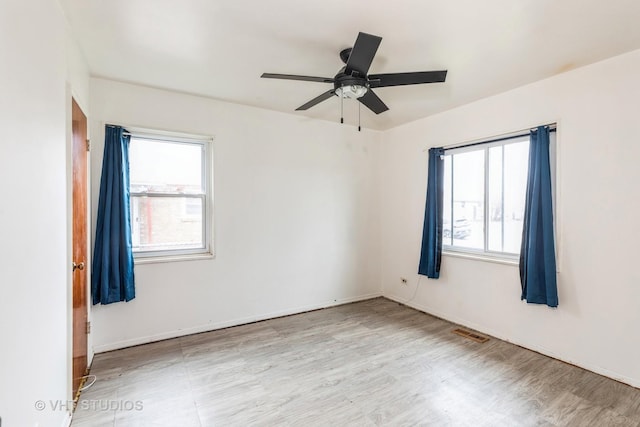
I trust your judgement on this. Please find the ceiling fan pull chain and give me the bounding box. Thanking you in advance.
[340,95,344,124]
[358,102,361,132]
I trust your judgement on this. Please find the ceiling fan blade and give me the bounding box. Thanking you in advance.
[345,32,382,77]
[368,70,447,88]
[261,73,334,83]
[295,89,336,111]
[358,90,389,114]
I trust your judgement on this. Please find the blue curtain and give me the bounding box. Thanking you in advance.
[92,126,135,305]
[418,147,445,278]
[519,126,557,307]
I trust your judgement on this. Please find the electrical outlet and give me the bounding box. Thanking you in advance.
[400,277,408,285]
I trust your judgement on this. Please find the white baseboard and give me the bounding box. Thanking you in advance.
[60,412,72,427]
[93,292,382,353]
[384,294,640,389]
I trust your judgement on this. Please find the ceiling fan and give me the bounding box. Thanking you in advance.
[261,32,447,129]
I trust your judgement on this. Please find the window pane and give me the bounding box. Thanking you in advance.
[129,138,203,193]
[131,196,203,252]
[503,140,529,253]
[440,132,548,258]
[442,155,453,246]
[451,150,484,250]
[488,146,503,252]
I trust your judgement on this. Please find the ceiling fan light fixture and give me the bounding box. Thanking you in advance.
[335,84,367,99]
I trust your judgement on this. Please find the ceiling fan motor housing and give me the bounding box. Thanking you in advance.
[339,48,353,64]
[334,73,369,98]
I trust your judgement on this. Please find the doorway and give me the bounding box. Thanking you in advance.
[71,98,88,398]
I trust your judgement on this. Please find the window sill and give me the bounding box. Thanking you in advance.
[443,250,519,267]
[134,252,214,265]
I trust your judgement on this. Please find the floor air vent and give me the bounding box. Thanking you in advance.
[452,328,489,343]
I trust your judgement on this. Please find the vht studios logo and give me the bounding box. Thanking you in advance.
[34,400,143,412]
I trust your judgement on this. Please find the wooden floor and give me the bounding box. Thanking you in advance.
[72,298,640,426]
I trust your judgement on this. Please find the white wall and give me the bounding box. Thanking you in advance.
[89,78,382,352]
[0,1,88,426]
[65,25,90,113]
[381,49,640,387]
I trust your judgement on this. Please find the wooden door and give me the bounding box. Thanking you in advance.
[72,99,88,398]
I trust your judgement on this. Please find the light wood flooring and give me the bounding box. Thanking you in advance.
[71,298,640,426]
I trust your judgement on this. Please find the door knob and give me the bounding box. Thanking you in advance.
[73,261,85,272]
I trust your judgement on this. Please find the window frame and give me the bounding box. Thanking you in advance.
[127,128,214,263]
[441,128,556,263]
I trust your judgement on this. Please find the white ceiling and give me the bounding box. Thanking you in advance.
[59,0,640,130]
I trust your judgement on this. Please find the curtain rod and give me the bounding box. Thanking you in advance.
[105,123,133,137]
[422,123,557,152]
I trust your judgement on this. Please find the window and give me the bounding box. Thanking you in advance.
[442,131,555,259]
[128,130,212,260]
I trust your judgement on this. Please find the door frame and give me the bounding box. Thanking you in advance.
[67,91,91,407]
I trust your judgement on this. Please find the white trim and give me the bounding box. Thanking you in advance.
[64,83,75,427]
[134,252,214,264]
[384,294,640,389]
[208,137,216,260]
[104,121,214,143]
[442,250,519,266]
[92,292,382,353]
[552,121,562,273]
[60,411,72,427]
[128,131,214,260]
